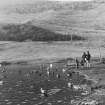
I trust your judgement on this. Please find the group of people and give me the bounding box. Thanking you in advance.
[81,51,91,67]
[75,51,91,69]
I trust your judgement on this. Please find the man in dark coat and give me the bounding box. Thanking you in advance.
[86,51,91,67]
[81,52,87,67]
[82,52,87,62]
[86,51,91,63]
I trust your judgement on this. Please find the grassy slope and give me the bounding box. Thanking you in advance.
[0,24,84,41]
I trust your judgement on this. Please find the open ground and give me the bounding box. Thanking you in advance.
[0,41,105,105]
[0,0,105,105]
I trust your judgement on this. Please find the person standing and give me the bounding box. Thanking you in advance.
[86,51,91,62]
[75,58,79,69]
[81,52,87,67]
[82,52,87,62]
[86,51,91,67]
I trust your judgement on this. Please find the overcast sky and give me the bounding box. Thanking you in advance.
[49,0,93,1]
[0,0,93,6]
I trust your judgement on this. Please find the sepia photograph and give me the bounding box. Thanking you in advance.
[0,0,105,105]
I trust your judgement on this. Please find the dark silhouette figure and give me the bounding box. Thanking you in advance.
[85,51,91,67]
[86,51,91,62]
[81,52,87,67]
[75,58,79,69]
[82,52,87,63]
[80,59,84,66]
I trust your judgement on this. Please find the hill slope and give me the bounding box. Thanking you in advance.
[0,0,105,39]
[28,0,105,38]
[0,24,84,41]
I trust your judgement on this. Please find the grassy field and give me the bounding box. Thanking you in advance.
[0,41,104,105]
[0,40,104,63]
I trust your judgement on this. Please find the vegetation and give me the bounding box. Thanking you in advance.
[0,24,85,42]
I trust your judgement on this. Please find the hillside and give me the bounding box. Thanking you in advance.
[0,24,84,42]
[0,0,105,40]
[29,0,105,38]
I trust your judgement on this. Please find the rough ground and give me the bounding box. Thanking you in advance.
[0,57,105,105]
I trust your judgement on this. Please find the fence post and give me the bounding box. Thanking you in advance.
[99,47,102,62]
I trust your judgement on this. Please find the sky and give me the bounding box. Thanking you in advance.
[49,0,93,1]
[0,0,93,6]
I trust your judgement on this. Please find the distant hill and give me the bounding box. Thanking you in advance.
[0,0,105,40]
[0,24,84,42]
[29,0,105,37]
